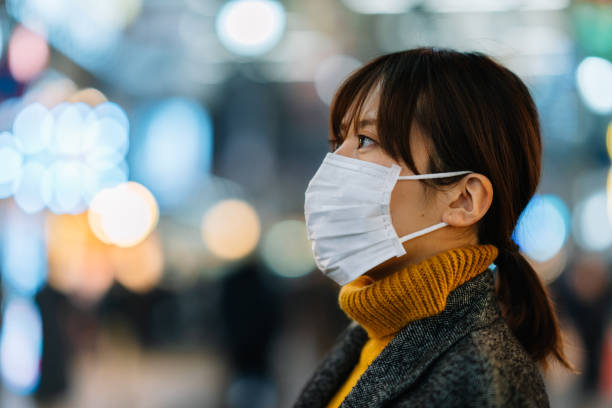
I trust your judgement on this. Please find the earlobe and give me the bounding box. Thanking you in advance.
[442,174,493,227]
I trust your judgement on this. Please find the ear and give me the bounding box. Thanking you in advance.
[441,174,493,227]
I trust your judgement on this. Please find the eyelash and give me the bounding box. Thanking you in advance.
[358,135,376,149]
[328,134,375,152]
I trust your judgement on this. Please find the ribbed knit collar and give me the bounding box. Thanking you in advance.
[338,244,498,339]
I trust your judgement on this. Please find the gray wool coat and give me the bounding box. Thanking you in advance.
[294,270,550,407]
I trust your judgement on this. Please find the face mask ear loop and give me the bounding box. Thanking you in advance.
[394,170,471,244]
[398,222,448,243]
[397,170,472,180]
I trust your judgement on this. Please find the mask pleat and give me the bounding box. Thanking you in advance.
[305,152,465,285]
[324,238,398,269]
[309,216,392,239]
[305,204,386,223]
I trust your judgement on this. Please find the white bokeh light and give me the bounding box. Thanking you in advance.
[608,167,612,223]
[216,0,286,56]
[573,190,612,251]
[88,182,159,248]
[576,57,612,115]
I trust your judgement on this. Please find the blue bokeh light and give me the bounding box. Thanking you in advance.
[1,211,48,296]
[0,131,23,199]
[0,297,43,396]
[45,160,87,214]
[51,102,91,155]
[13,160,50,214]
[4,101,130,214]
[134,98,213,210]
[92,102,129,132]
[512,194,570,262]
[13,102,54,155]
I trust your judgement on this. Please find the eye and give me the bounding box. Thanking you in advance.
[357,135,376,149]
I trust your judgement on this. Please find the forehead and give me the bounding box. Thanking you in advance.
[340,83,381,129]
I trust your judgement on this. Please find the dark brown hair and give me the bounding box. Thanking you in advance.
[330,47,572,370]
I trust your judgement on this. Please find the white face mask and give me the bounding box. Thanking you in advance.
[304,152,471,285]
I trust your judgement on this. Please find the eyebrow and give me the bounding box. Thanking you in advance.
[340,118,377,132]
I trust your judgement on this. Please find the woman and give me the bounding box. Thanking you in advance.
[295,48,573,407]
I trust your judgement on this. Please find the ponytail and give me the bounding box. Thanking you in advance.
[329,48,574,371]
[495,243,575,371]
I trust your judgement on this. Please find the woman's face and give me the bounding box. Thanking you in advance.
[334,86,460,278]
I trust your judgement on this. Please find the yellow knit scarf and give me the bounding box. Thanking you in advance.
[326,244,499,408]
[339,244,499,339]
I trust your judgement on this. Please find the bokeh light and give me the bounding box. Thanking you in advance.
[7,101,129,214]
[512,194,570,262]
[88,182,159,248]
[576,56,612,115]
[573,190,612,251]
[46,214,115,303]
[314,55,362,105]
[81,0,143,31]
[215,0,286,56]
[424,0,570,12]
[110,233,164,293]
[23,72,78,108]
[261,220,315,278]
[0,297,42,396]
[607,121,612,160]
[0,132,23,199]
[13,103,54,155]
[341,0,420,14]
[13,161,51,214]
[134,98,212,209]
[607,167,612,223]
[201,199,260,260]
[8,25,50,83]
[51,102,97,155]
[66,88,108,107]
[1,210,47,296]
[45,160,87,214]
[7,0,142,69]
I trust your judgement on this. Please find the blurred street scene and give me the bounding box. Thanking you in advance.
[0,0,610,407]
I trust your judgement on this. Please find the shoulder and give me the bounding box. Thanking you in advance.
[391,318,550,408]
[464,318,549,407]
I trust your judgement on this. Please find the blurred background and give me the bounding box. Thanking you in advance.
[0,0,610,407]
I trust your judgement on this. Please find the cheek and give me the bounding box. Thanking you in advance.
[389,182,427,235]
[356,148,397,167]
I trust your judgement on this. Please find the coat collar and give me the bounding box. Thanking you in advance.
[294,269,502,408]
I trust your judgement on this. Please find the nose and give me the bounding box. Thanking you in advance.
[333,139,353,158]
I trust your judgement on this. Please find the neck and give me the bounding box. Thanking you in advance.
[339,244,498,338]
[366,234,479,281]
